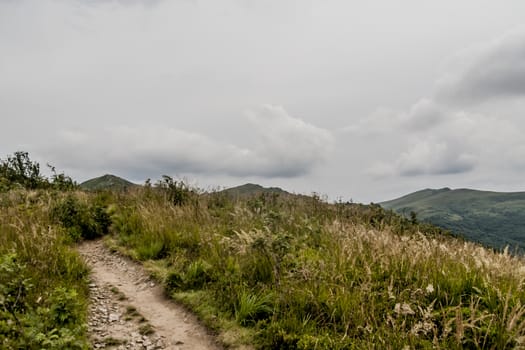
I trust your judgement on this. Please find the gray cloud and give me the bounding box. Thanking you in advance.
[44,105,333,180]
[402,99,446,130]
[396,140,477,176]
[356,31,525,180]
[3,0,525,201]
[367,138,477,178]
[436,30,525,105]
[345,98,447,136]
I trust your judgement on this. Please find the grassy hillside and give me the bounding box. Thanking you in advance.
[4,185,525,349]
[381,188,525,252]
[0,189,113,349]
[80,174,136,191]
[102,186,525,349]
[220,183,288,198]
[5,153,525,349]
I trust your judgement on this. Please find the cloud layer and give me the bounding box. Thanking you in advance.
[46,105,333,179]
[351,29,525,179]
[2,0,525,201]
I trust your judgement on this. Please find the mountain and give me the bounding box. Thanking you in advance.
[380,188,525,252]
[80,174,137,191]
[220,183,288,198]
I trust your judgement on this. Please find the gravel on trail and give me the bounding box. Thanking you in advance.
[78,240,221,350]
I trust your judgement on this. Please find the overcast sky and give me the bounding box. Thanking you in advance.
[2,0,525,202]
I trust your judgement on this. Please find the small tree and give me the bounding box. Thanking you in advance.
[47,164,77,191]
[156,175,193,206]
[0,151,46,189]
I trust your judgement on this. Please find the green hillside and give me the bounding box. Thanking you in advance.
[220,183,288,198]
[80,174,137,191]
[381,188,525,252]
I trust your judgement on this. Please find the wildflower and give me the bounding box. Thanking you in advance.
[411,321,434,336]
[394,303,415,315]
[425,284,434,294]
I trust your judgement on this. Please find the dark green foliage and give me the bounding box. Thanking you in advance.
[165,271,185,291]
[0,182,93,348]
[156,175,195,206]
[0,151,46,190]
[0,253,88,349]
[0,151,77,192]
[51,194,111,241]
[235,290,274,326]
[48,164,77,191]
[0,254,32,324]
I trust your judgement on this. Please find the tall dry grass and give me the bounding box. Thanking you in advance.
[107,187,525,349]
[0,190,90,349]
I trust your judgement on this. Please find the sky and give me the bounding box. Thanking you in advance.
[1,0,525,202]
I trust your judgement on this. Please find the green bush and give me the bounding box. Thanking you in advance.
[0,253,88,349]
[51,194,111,241]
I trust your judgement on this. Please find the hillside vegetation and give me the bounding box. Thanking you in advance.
[381,188,525,252]
[80,174,136,192]
[105,185,525,349]
[4,152,525,349]
[0,152,111,349]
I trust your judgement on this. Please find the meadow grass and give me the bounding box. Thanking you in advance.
[0,189,106,349]
[107,187,525,349]
[3,182,525,349]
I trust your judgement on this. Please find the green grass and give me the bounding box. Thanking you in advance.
[5,171,525,349]
[106,186,525,349]
[104,336,126,346]
[138,323,154,335]
[0,190,91,349]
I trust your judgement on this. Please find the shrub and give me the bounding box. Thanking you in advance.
[0,151,46,190]
[156,176,195,206]
[51,194,111,241]
[0,253,88,349]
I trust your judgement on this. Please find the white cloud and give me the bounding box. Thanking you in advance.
[366,162,395,179]
[363,107,525,178]
[45,105,333,179]
[356,31,525,180]
[247,105,334,172]
[345,98,447,136]
[401,98,446,130]
[397,140,477,176]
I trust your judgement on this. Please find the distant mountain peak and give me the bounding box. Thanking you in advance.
[80,174,136,191]
[220,183,288,197]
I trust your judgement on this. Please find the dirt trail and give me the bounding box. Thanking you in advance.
[78,240,221,350]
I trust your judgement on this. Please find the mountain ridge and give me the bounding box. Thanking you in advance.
[80,174,137,191]
[380,187,525,252]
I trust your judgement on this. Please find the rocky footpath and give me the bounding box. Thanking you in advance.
[87,280,167,349]
[78,240,220,350]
